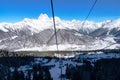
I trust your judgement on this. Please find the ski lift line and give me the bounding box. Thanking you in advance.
[69,0,98,35]
[81,0,98,30]
[80,0,115,50]
[80,0,98,50]
[46,29,60,45]
[50,0,63,80]
[50,0,59,52]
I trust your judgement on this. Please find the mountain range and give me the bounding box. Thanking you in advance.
[0,14,120,51]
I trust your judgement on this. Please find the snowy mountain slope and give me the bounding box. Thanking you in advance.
[0,14,120,51]
[90,19,120,37]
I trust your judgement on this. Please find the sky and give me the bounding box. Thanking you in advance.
[0,0,120,23]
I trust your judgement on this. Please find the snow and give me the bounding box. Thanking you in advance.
[9,67,14,72]
[8,52,120,80]
[49,62,61,80]
[15,44,83,52]
[105,44,120,49]
[54,53,75,58]
[0,14,120,34]
[11,36,18,40]
[15,47,43,52]
[31,56,84,79]
[14,40,119,52]
[0,14,120,51]
[104,37,116,43]
[0,27,8,32]
[88,37,118,50]
[0,13,108,34]
[45,58,83,79]
[34,58,49,64]
[103,18,120,29]
[18,65,32,71]
[15,43,108,52]
[76,52,120,62]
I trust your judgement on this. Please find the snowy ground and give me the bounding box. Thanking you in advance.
[8,52,120,80]
[14,39,120,52]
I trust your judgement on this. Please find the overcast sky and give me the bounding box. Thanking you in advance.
[0,0,120,22]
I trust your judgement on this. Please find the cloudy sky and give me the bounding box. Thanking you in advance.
[0,0,120,22]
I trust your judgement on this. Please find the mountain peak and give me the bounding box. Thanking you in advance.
[38,13,50,21]
[0,14,120,34]
[0,14,120,50]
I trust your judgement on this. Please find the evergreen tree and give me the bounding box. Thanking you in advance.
[65,64,71,79]
[12,68,19,80]
[19,71,25,80]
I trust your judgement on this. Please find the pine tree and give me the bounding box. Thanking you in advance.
[65,64,71,79]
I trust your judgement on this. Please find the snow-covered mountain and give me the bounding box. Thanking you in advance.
[0,14,120,51]
[0,14,99,33]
